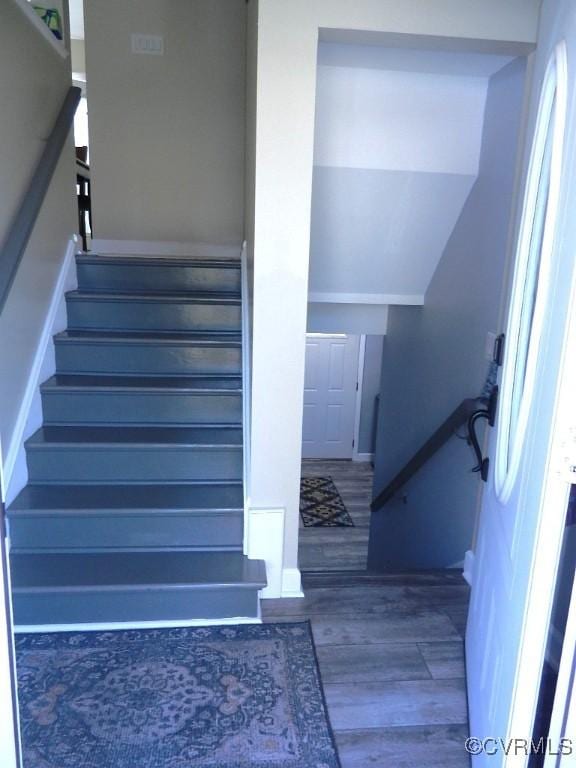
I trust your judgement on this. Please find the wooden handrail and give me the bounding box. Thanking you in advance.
[371,398,481,512]
[0,86,82,313]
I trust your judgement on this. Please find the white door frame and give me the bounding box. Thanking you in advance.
[0,451,21,768]
[545,550,576,767]
[507,254,576,759]
[352,334,370,462]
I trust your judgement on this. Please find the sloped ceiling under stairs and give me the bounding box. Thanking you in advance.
[309,43,516,304]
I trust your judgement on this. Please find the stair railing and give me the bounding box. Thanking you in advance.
[0,86,82,313]
[371,397,483,512]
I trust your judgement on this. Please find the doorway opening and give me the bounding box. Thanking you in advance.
[69,0,92,250]
[298,332,383,571]
[304,34,530,574]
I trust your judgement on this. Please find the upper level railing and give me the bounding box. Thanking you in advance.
[0,85,81,313]
[371,397,483,513]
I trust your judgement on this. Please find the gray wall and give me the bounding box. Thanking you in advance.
[369,57,527,569]
[0,0,76,483]
[85,0,246,244]
[307,303,388,335]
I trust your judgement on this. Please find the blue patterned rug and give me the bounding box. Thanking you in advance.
[16,622,340,768]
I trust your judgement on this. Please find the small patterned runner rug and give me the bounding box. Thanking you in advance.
[16,622,340,768]
[300,476,355,527]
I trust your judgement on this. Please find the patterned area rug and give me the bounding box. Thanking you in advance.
[16,622,340,768]
[300,476,354,527]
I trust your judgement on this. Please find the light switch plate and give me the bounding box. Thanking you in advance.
[131,33,164,55]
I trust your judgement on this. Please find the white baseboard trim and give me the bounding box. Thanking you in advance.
[14,615,262,634]
[3,236,79,505]
[246,507,284,598]
[281,568,304,598]
[91,239,241,260]
[463,549,475,586]
[353,452,374,463]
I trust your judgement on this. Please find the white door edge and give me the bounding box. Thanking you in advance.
[352,335,366,461]
[506,230,576,765]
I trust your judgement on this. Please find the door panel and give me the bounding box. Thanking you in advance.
[466,23,576,767]
[302,334,360,459]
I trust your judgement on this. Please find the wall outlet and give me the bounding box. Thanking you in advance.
[485,331,497,361]
[131,33,164,56]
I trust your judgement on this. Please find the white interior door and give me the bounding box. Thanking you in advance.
[466,32,576,766]
[302,334,360,459]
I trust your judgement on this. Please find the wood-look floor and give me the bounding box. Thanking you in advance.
[299,459,373,571]
[262,570,471,767]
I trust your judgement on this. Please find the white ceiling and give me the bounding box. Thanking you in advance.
[69,0,84,39]
[318,41,515,78]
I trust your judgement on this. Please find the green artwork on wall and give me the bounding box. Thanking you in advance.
[32,5,63,40]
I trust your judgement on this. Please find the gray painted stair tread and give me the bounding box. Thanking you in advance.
[26,426,242,447]
[76,254,240,267]
[41,374,242,392]
[54,330,241,344]
[12,250,259,623]
[11,552,266,591]
[261,585,469,617]
[8,483,243,513]
[302,570,467,588]
[67,290,241,305]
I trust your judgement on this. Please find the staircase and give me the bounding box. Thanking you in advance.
[7,253,266,627]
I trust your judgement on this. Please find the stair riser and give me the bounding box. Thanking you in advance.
[77,263,241,294]
[55,342,242,375]
[27,448,242,483]
[10,512,243,552]
[13,587,259,625]
[67,299,241,333]
[42,391,242,425]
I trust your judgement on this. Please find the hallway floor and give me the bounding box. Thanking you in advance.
[262,570,471,767]
[299,459,372,571]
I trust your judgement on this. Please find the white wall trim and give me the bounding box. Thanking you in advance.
[353,452,374,463]
[309,291,424,306]
[3,236,79,505]
[91,239,241,260]
[14,615,262,634]
[246,508,284,598]
[352,335,366,461]
[281,568,304,597]
[281,568,304,598]
[463,549,475,585]
[11,0,68,60]
[0,478,20,767]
